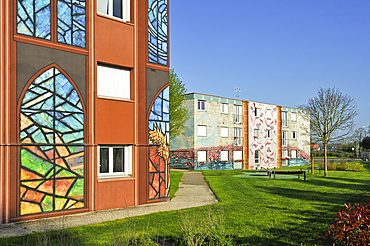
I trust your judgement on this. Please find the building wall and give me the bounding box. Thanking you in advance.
[248,101,278,169]
[170,94,243,170]
[0,0,170,224]
[281,107,310,166]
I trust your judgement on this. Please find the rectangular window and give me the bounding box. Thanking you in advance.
[255,108,260,117]
[282,111,288,127]
[221,103,228,114]
[233,150,243,161]
[282,131,287,146]
[254,129,259,138]
[291,150,297,159]
[98,145,132,178]
[220,127,228,137]
[234,128,243,146]
[197,125,207,137]
[220,150,229,161]
[267,129,271,138]
[198,150,207,162]
[97,64,130,100]
[282,150,288,158]
[234,105,242,123]
[255,150,260,164]
[291,112,297,121]
[292,131,297,139]
[97,0,130,22]
[198,100,205,111]
[266,109,272,119]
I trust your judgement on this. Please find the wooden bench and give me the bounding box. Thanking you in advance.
[267,170,306,180]
[300,166,321,175]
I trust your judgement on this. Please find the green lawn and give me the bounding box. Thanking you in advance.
[2,163,370,245]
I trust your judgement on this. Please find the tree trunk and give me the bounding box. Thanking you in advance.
[311,152,314,175]
[324,143,328,177]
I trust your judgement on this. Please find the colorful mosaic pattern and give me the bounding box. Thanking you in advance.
[57,0,86,48]
[148,0,168,66]
[17,0,51,39]
[19,67,84,215]
[148,86,170,200]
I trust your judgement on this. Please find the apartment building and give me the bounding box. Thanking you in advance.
[0,0,170,224]
[170,93,310,170]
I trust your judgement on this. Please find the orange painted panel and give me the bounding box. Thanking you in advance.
[95,16,134,67]
[96,99,134,144]
[95,180,135,210]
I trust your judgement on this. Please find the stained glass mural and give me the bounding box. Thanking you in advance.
[17,0,51,40]
[19,67,85,216]
[57,0,86,48]
[148,0,168,66]
[148,86,170,199]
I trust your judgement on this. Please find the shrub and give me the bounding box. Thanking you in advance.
[318,162,363,172]
[335,162,347,171]
[326,199,370,245]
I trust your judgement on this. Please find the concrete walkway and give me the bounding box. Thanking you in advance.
[0,172,218,238]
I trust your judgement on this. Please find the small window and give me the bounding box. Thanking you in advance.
[97,0,130,22]
[254,129,259,138]
[282,131,287,146]
[282,150,288,158]
[197,125,207,137]
[234,128,243,146]
[221,103,228,114]
[267,130,271,138]
[198,100,205,111]
[291,112,297,121]
[255,150,260,164]
[292,131,297,139]
[234,105,242,123]
[266,109,272,119]
[233,150,243,161]
[220,127,228,137]
[198,151,207,162]
[98,145,132,178]
[97,64,130,100]
[282,111,288,127]
[291,150,297,159]
[254,108,259,117]
[220,150,228,161]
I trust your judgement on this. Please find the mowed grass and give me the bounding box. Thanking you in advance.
[2,163,370,245]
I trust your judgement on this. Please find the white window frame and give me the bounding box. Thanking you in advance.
[234,105,242,123]
[255,108,260,117]
[233,150,243,161]
[291,150,297,159]
[220,150,229,161]
[292,131,297,139]
[234,127,242,146]
[221,103,228,114]
[282,150,288,158]
[98,145,132,179]
[220,127,228,137]
[97,64,131,100]
[197,125,207,137]
[266,109,272,119]
[282,111,288,127]
[282,131,287,146]
[254,129,259,138]
[198,100,206,111]
[97,0,131,22]
[255,150,260,164]
[198,150,207,162]
[291,112,297,121]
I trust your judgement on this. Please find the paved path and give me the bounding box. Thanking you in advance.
[0,172,218,238]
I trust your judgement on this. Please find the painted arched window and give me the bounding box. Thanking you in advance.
[148,86,169,199]
[19,66,85,216]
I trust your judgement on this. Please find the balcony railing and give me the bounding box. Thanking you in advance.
[234,115,242,124]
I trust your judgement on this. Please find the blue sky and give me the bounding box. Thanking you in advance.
[169,0,370,129]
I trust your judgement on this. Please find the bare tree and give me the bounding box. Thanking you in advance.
[301,87,359,177]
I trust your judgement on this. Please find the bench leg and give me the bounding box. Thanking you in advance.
[298,174,300,180]
[304,172,306,180]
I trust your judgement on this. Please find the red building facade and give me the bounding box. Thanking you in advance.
[0,0,169,224]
